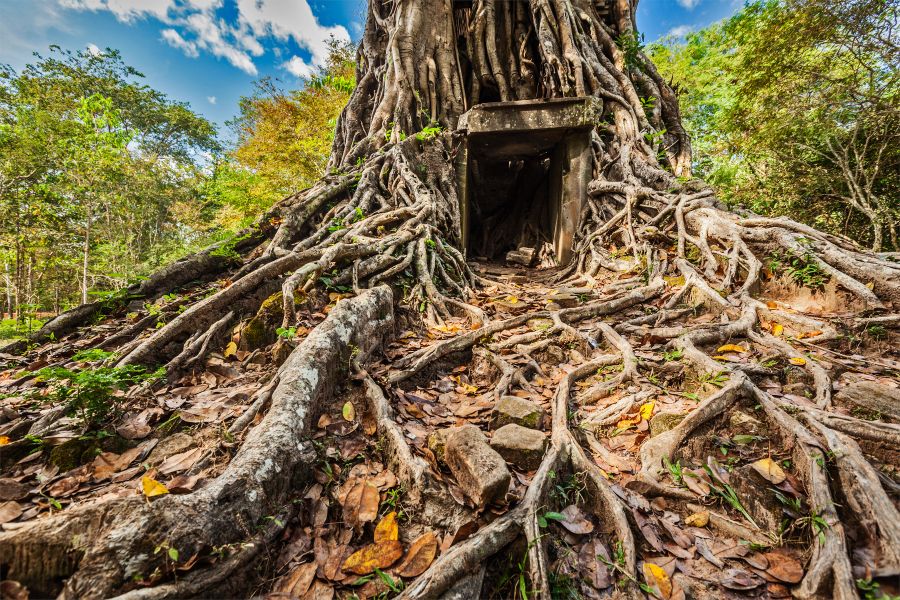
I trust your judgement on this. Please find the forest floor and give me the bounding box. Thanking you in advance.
[1,254,898,600]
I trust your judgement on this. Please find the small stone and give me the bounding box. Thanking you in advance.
[490,424,547,471]
[548,293,578,308]
[427,429,449,462]
[729,411,764,436]
[649,412,685,437]
[506,247,535,266]
[492,396,544,430]
[147,433,195,465]
[444,426,510,506]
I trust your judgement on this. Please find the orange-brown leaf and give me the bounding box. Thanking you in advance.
[358,482,379,524]
[374,511,399,543]
[341,540,403,575]
[395,532,438,578]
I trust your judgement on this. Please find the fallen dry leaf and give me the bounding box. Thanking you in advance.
[141,476,169,498]
[276,562,317,596]
[341,401,355,421]
[750,458,786,484]
[789,356,807,366]
[643,561,672,599]
[717,344,747,354]
[374,511,399,543]
[763,551,803,583]
[772,323,784,336]
[559,504,594,535]
[0,500,23,524]
[158,447,203,476]
[684,511,709,527]
[395,532,438,578]
[341,540,403,575]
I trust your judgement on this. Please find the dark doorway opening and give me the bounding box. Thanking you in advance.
[466,147,556,262]
[455,98,601,267]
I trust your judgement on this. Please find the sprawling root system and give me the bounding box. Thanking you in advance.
[2,0,899,598]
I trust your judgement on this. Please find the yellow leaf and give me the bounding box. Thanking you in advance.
[751,458,786,484]
[374,511,399,543]
[638,401,655,421]
[0,436,9,445]
[866,281,875,290]
[141,476,169,498]
[642,561,672,599]
[772,323,784,336]
[506,295,519,304]
[717,344,746,354]
[684,511,709,527]
[341,540,403,575]
[789,356,806,366]
[342,402,356,422]
[223,341,237,358]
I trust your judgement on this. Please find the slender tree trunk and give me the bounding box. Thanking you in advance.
[82,214,90,305]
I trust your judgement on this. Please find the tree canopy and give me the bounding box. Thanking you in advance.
[649,0,899,250]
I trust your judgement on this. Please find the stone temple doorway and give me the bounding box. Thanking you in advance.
[455,97,601,267]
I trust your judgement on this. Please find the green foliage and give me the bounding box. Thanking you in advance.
[768,250,829,289]
[415,124,443,141]
[616,31,646,69]
[35,351,161,426]
[649,0,899,250]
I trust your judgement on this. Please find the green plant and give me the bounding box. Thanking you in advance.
[615,31,645,69]
[663,457,684,486]
[768,250,828,289]
[538,510,566,529]
[549,471,587,505]
[35,358,162,427]
[415,124,443,141]
[380,485,408,521]
[856,577,900,600]
[598,540,656,596]
[703,461,758,528]
[549,571,583,600]
[866,325,887,340]
[663,348,683,362]
[276,327,297,340]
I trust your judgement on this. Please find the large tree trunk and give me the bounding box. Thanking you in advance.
[1,1,898,599]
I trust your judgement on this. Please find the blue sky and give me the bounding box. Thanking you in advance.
[0,0,740,131]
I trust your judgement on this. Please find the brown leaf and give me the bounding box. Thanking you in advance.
[395,532,438,578]
[277,562,317,597]
[763,550,803,583]
[684,511,709,528]
[158,448,204,475]
[301,579,334,600]
[558,505,594,535]
[374,511,399,543]
[0,500,23,524]
[0,479,29,501]
[341,540,403,575]
[358,482,379,524]
[0,580,29,600]
[720,567,764,590]
[578,538,612,590]
[167,474,200,493]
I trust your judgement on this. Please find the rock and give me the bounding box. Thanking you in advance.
[784,366,809,386]
[548,293,578,308]
[649,412,685,437]
[492,396,544,430]
[444,426,510,506]
[427,429,449,462]
[506,247,534,266]
[835,380,900,420]
[147,433,195,465]
[729,411,764,436]
[490,424,547,470]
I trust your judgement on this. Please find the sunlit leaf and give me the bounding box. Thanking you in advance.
[374,511,399,543]
[750,458,786,484]
[341,540,403,575]
[141,476,169,498]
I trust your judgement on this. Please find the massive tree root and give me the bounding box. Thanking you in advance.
[1,0,899,598]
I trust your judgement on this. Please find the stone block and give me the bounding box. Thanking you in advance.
[490,424,547,470]
[444,426,511,506]
[492,396,544,430]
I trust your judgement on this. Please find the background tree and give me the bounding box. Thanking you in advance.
[650,0,899,250]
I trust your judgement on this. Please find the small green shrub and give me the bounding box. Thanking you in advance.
[36,352,162,427]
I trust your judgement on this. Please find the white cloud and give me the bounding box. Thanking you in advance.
[60,0,347,77]
[282,55,314,78]
[161,29,198,57]
[86,42,102,55]
[235,0,350,67]
[60,0,175,22]
[666,25,693,37]
[207,95,217,104]
[676,0,702,9]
